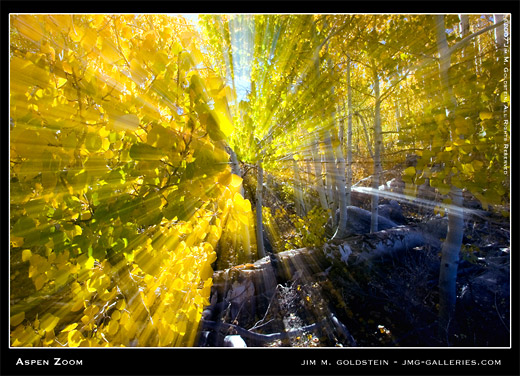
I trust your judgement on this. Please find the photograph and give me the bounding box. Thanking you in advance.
[4,7,517,376]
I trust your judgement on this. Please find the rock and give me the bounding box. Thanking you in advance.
[378,200,406,225]
[342,206,398,236]
[388,177,405,194]
[350,191,371,209]
[223,335,248,347]
[417,216,448,249]
[226,279,255,319]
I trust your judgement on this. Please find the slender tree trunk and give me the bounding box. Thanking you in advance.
[346,109,353,207]
[435,15,465,340]
[255,161,265,259]
[435,16,457,113]
[354,112,374,159]
[227,145,244,196]
[394,100,400,133]
[305,153,313,212]
[438,187,464,336]
[332,124,349,240]
[370,67,383,233]
[345,55,353,207]
[494,14,505,63]
[324,132,338,226]
[494,15,505,46]
[292,158,305,217]
[311,135,329,210]
[460,15,470,38]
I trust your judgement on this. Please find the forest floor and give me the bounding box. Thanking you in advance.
[199,187,511,348]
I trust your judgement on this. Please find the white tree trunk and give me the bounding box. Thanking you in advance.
[435,15,465,338]
[324,132,339,226]
[292,158,305,217]
[370,68,383,233]
[494,14,505,54]
[311,135,329,211]
[346,56,353,207]
[460,15,470,38]
[438,186,464,334]
[394,100,400,133]
[354,112,374,159]
[305,154,313,212]
[332,121,349,240]
[255,161,265,259]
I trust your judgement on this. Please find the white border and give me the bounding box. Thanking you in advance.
[7,12,513,350]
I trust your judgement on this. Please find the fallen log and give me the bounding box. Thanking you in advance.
[328,226,426,266]
[212,226,428,300]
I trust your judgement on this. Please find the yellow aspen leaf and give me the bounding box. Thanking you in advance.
[158,325,174,346]
[80,211,92,221]
[11,236,24,248]
[404,166,416,177]
[84,256,95,270]
[142,31,156,50]
[91,15,106,28]
[40,313,60,332]
[230,174,243,189]
[61,323,78,332]
[213,105,234,137]
[62,61,73,74]
[98,126,110,138]
[233,192,251,213]
[80,315,90,325]
[107,320,119,336]
[180,31,194,47]
[172,278,183,291]
[80,28,98,50]
[479,111,493,121]
[101,39,120,64]
[10,312,25,327]
[67,329,84,347]
[500,92,509,103]
[68,26,82,42]
[111,310,121,321]
[34,275,46,290]
[218,170,232,186]
[118,311,128,327]
[41,41,55,61]
[175,321,187,336]
[28,265,37,278]
[122,25,132,39]
[22,249,32,262]
[472,160,484,171]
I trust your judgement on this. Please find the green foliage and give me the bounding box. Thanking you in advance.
[287,207,328,249]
